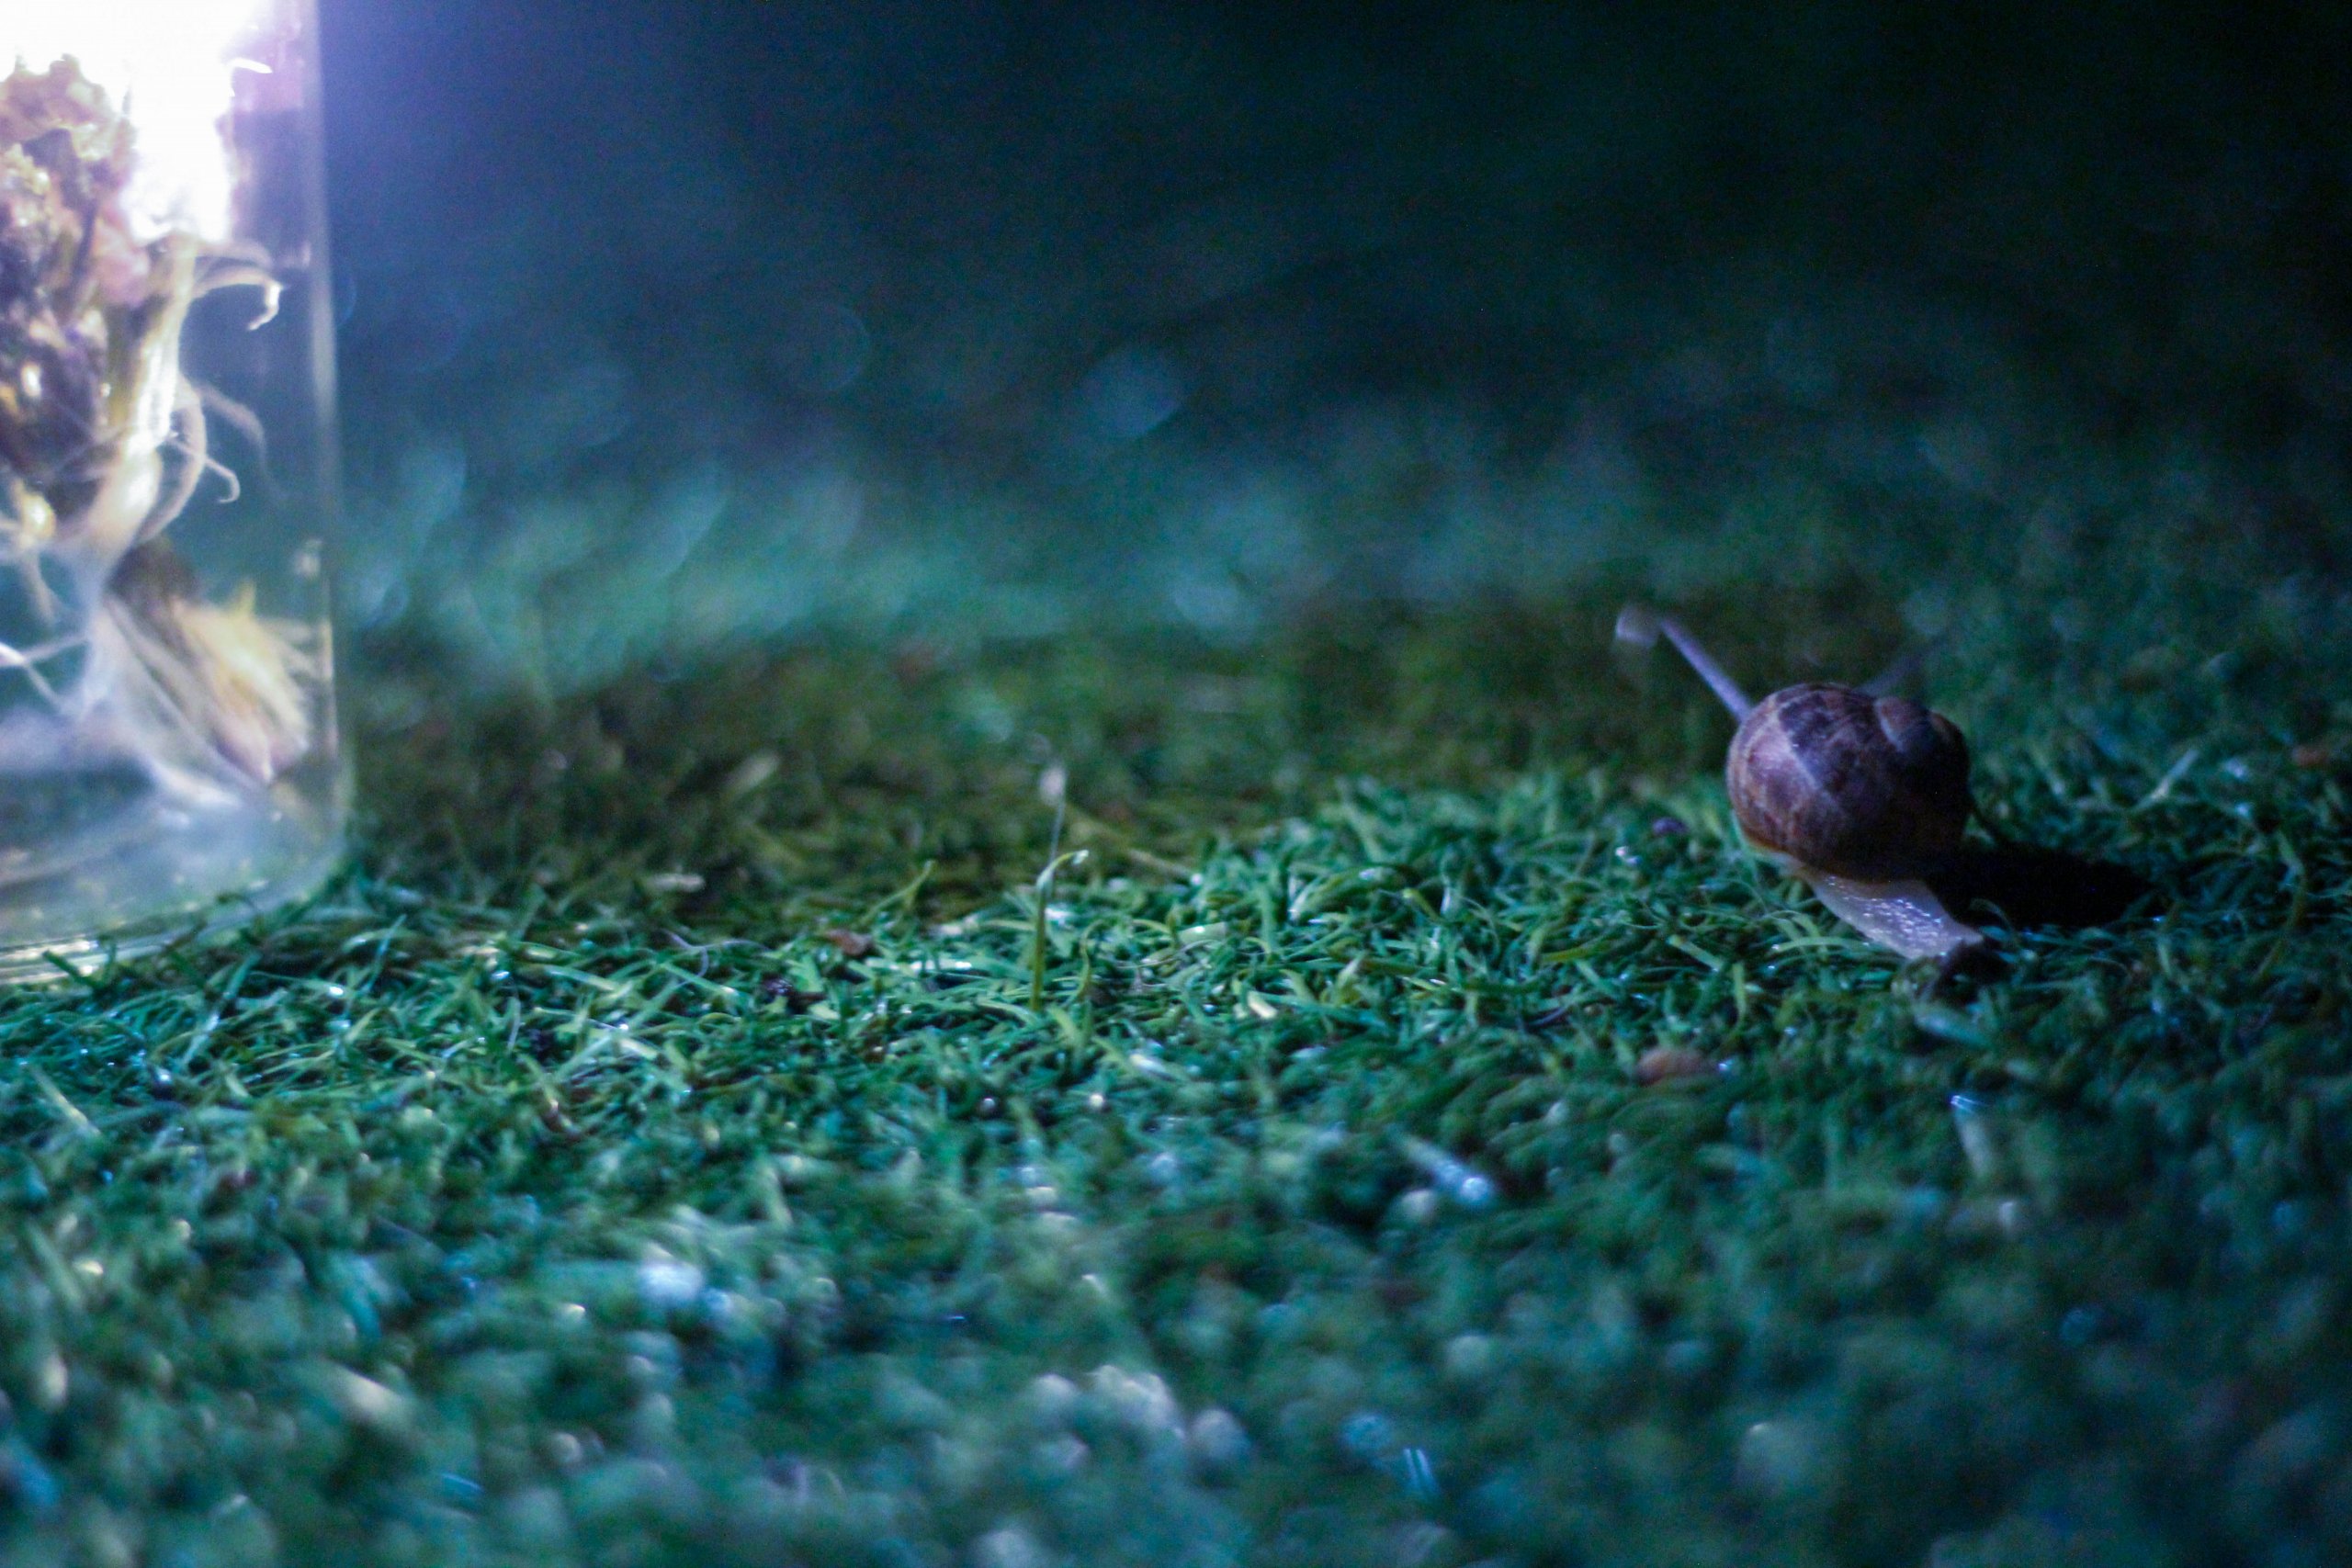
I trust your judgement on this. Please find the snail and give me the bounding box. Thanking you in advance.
[1615,606,1986,963]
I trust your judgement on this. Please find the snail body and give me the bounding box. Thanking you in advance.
[1617,608,1985,963]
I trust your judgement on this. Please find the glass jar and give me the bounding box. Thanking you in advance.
[0,0,343,976]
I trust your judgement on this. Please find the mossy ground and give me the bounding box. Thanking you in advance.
[0,586,2346,1567]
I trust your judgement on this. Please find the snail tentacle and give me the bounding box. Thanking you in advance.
[1615,604,1754,720]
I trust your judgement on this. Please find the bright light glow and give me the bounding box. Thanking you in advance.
[8,0,274,242]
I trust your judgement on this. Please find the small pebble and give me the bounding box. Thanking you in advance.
[1187,1408,1252,1475]
[820,929,876,958]
[1649,815,1688,837]
[1395,1188,1441,1226]
[1635,1045,1713,1085]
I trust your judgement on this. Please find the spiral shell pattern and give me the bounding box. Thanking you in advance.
[1725,683,1973,881]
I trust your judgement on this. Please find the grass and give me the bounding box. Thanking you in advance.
[0,587,2346,1568]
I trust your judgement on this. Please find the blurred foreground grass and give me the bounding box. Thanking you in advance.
[0,588,2347,1567]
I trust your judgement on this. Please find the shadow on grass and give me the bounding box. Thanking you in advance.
[1933,842,2159,935]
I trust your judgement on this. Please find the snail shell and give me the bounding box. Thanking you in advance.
[1725,682,1973,882]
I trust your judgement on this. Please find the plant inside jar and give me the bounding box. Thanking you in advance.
[0,56,314,879]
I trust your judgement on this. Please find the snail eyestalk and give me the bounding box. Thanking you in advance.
[1615,604,1755,720]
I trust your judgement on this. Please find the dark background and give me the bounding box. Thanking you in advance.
[317,0,2352,685]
